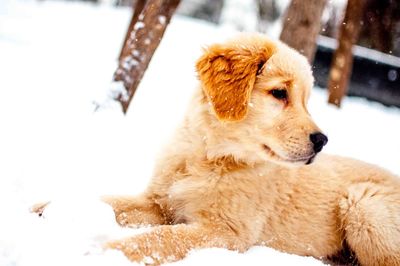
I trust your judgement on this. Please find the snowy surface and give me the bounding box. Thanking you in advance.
[0,1,399,266]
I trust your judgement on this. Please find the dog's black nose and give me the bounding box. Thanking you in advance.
[310,132,328,153]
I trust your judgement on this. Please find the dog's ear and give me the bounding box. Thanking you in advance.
[196,37,276,122]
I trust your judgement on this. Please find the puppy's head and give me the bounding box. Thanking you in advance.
[196,34,327,165]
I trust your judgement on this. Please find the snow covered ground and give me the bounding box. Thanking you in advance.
[0,1,399,266]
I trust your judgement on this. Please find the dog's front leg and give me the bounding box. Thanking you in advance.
[106,223,246,265]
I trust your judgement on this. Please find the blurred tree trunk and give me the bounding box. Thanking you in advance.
[359,0,400,56]
[258,0,279,22]
[394,20,400,56]
[280,0,327,63]
[177,0,223,24]
[327,0,367,107]
[257,0,280,32]
[113,0,181,113]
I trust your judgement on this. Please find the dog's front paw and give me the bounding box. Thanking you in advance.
[105,239,151,264]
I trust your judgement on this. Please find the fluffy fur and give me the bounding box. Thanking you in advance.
[37,34,400,265]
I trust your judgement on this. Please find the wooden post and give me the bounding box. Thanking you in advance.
[119,0,147,60]
[327,0,366,107]
[113,0,181,113]
[280,0,327,63]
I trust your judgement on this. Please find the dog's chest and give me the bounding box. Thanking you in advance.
[165,166,275,224]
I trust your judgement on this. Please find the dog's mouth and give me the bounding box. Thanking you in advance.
[263,144,315,165]
[305,155,316,165]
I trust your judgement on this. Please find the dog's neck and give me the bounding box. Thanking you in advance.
[175,88,263,169]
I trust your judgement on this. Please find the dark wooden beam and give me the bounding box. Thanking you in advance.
[113,0,181,113]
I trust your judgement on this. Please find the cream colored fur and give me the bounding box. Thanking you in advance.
[36,34,400,266]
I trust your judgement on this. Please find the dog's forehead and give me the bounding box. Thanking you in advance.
[262,48,314,89]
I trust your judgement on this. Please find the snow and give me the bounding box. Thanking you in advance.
[0,1,399,266]
[158,15,166,25]
[134,21,145,30]
[317,35,400,67]
[220,0,258,31]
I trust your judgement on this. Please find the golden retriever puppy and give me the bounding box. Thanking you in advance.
[37,34,400,265]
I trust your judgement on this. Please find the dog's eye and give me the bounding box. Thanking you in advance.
[270,89,287,101]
